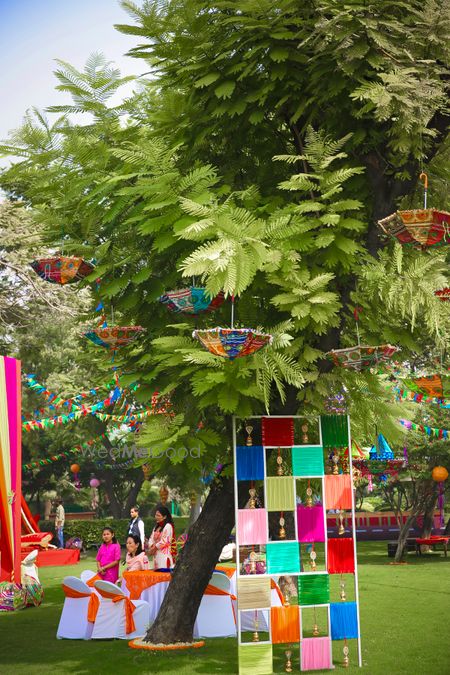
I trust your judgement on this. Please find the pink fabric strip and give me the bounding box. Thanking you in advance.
[237,508,268,545]
[301,636,332,671]
[5,357,21,582]
[297,505,325,542]
[324,474,352,510]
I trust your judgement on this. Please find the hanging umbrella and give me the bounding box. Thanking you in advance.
[326,344,399,371]
[377,174,450,248]
[369,433,394,460]
[30,256,94,285]
[159,287,225,314]
[193,327,272,359]
[435,288,450,301]
[402,374,450,399]
[84,325,145,350]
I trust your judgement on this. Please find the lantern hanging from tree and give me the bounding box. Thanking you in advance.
[159,484,169,505]
[84,325,145,351]
[159,286,225,315]
[432,466,449,528]
[30,256,95,285]
[70,463,81,491]
[378,173,450,249]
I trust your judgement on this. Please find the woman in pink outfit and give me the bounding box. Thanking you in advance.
[96,527,121,583]
[125,534,149,571]
[147,506,176,571]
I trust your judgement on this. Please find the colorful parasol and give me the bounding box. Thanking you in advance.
[377,174,450,248]
[30,256,94,284]
[192,327,272,359]
[326,344,399,371]
[84,325,145,350]
[159,287,225,314]
[434,288,450,301]
[402,374,450,399]
[369,433,394,460]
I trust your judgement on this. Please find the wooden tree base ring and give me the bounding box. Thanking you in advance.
[129,638,205,651]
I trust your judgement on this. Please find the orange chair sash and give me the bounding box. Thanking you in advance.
[86,574,101,587]
[96,587,136,634]
[62,584,99,623]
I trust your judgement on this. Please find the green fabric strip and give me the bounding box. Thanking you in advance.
[292,446,324,476]
[266,476,296,511]
[298,574,330,605]
[320,415,349,448]
[266,541,301,574]
[239,643,273,675]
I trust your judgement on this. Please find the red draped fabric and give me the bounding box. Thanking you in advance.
[262,417,294,446]
[327,537,355,574]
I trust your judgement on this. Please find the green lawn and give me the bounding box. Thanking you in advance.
[0,542,448,674]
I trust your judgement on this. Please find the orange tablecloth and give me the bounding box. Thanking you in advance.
[123,571,172,600]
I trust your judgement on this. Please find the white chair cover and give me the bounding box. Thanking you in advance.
[91,580,150,640]
[57,576,95,640]
[194,594,236,638]
[208,571,231,593]
[80,569,97,584]
[21,549,40,585]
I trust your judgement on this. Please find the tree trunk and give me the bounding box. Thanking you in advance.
[420,493,437,538]
[188,491,202,527]
[124,470,144,514]
[394,511,416,562]
[145,474,238,643]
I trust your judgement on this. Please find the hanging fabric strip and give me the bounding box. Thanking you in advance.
[327,538,355,574]
[237,577,271,610]
[266,477,296,511]
[324,475,353,510]
[262,416,294,446]
[301,636,332,671]
[298,574,330,605]
[292,446,324,476]
[238,643,273,675]
[236,446,265,480]
[237,509,268,545]
[266,541,300,574]
[296,505,325,543]
[271,605,300,644]
[330,602,359,640]
[320,415,349,448]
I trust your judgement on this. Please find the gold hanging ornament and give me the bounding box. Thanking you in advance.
[338,509,346,535]
[142,464,151,481]
[313,606,319,636]
[159,484,169,505]
[252,611,259,642]
[305,480,313,508]
[249,549,257,574]
[245,424,254,446]
[248,485,257,509]
[301,423,309,444]
[276,448,284,476]
[340,575,346,601]
[309,544,317,571]
[332,450,340,475]
[285,648,293,673]
[279,513,286,539]
[343,640,349,668]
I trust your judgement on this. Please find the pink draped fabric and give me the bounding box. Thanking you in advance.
[301,637,332,671]
[296,505,325,542]
[237,508,268,545]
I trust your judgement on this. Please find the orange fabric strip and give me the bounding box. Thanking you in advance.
[86,574,101,587]
[87,593,100,623]
[270,578,284,605]
[111,595,136,634]
[215,565,235,579]
[62,585,90,599]
[271,605,300,644]
[204,584,237,600]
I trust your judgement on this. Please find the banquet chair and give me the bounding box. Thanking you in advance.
[57,576,99,639]
[92,580,150,640]
[194,571,236,638]
[80,570,97,584]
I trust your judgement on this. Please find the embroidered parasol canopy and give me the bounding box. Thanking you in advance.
[30,256,94,285]
[84,325,145,350]
[159,287,225,315]
[192,327,272,359]
[435,288,450,301]
[377,209,450,248]
[326,344,399,371]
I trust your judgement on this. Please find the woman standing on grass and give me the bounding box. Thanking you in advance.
[147,506,176,571]
[96,527,121,583]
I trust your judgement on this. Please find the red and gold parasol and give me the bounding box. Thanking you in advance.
[84,325,145,350]
[30,256,94,285]
[326,344,399,371]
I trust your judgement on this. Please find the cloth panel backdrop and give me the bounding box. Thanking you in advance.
[237,577,271,610]
[292,446,324,476]
[266,542,300,574]
[262,417,294,446]
[327,538,355,574]
[320,415,349,448]
[271,605,300,644]
[297,505,325,542]
[238,643,273,675]
[266,477,296,511]
[330,602,359,640]
[237,509,268,545]
[236,446,265,480]
[301,636,332,671]
[298,574,330,605]
[324,475,353,510]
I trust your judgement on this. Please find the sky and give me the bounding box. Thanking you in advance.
[0,0,141,149]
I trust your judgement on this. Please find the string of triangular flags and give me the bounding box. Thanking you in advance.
[399,418,449,438]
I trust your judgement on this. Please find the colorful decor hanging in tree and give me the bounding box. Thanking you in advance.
[434,288,450,301]
[326,344,399,371]
[377,173,450,248]
[399,418,449,439]
[84,325,145,351]
[369,434,394,460]
[159,287,224,315]
[193,327,272,359]
[30,256,94,285]
[402,374,450,400]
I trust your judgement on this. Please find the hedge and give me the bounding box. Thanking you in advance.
[39,516,190,547]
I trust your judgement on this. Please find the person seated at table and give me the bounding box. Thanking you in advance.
[147,506,176,570]
[125,534,149,571]
[96,527,121,583]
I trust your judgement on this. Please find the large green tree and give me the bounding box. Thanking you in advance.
[1,0,449,644]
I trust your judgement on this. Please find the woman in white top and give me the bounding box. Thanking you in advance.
[147,506,176,570]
